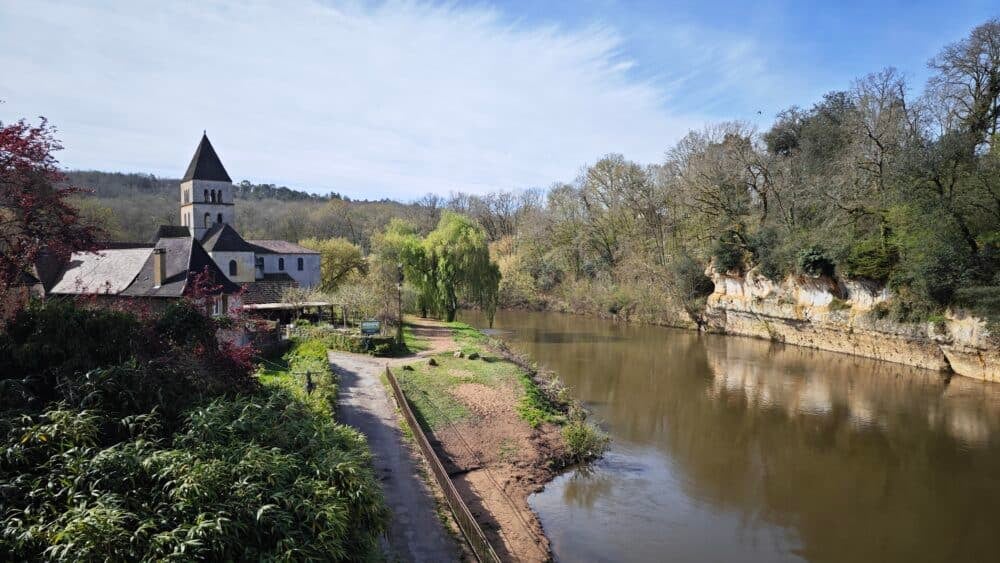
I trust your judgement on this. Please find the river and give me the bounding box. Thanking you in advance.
[463,309,1000,563]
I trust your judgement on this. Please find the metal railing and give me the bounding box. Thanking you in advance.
[383,366,502,563]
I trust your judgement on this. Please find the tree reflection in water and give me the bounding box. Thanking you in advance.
[466,309,1000,563]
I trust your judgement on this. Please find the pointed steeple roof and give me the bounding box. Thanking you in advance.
[182,133,232,182]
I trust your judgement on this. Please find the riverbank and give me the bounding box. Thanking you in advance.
[393,319,606,562]
[704,269,1000,382]
[493,271,1000,382]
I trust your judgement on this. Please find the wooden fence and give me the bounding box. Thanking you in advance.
[383,367,501,563]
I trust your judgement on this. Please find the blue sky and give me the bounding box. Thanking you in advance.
[1,1,996,199]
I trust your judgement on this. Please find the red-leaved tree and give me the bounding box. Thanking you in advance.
[1,118,100,319]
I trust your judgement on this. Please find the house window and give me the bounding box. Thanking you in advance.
[229,260,237,276]
[217,213,223,224]
[203,213,211,228]
[297,257,304,271]
[212,296,223,316]
[278,258,285,271]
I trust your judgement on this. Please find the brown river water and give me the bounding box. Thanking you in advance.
[463,309,1000,563]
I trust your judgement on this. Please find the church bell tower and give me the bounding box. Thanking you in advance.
[179,133,235,239]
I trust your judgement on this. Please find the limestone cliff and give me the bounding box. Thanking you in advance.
[702,268,999,382]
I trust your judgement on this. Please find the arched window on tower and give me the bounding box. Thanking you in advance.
[211,190,217,203]
[297,257,304,271]
[204,213,211,228]
[278,258,285,271]
[229,260,237,276]
[217,213,223,224]
[204,189,209,202]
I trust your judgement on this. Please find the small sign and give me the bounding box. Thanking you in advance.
[360,320,381,336]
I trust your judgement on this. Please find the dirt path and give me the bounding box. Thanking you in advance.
[331,351,461,562]
[391,317,458,362]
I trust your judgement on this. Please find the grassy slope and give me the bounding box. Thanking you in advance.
[395,321,608,463]
[396,322,564,432]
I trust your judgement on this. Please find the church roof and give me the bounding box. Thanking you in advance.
[201,223,257,253]
[182,133,232,183]
[151,225,191,241]
[122,235,241,297]
[50,233,241,298]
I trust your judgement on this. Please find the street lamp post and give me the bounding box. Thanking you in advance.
[396,263,404,346]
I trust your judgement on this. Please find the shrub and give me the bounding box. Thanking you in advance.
[562,418,609,464]
[797,245,835,277]
[0,390,387,561]
[887,286,940,323]
[844,238,899,282]
[156,300,218,348]
[0,299,145,382]
[667,253,715,317]
[712,236,744,274]
[869,301,891,320]
[748,227,792,281]
[828,297,851,312]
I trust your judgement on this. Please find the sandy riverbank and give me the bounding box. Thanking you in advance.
[393,318,579,562]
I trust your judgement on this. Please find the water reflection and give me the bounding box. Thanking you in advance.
[463,310,1000,563]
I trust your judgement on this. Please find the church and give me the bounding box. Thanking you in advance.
[45,134,321,308]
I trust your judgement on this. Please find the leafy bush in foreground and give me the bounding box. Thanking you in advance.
[1,388,387,561]
[0,300,387,561]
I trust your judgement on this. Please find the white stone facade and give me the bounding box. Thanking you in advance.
[257,253,321,287]
[180,179,236,239]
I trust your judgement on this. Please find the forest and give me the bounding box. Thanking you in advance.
[71,18,1000,327]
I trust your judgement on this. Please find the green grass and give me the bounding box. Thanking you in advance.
[516,370,567,428]
[403,322,431,353]
[395,352,524,431]
[447,321,488,353]
[396,347,569,432]
[256,337,337,416]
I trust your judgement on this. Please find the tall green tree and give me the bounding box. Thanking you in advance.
[298,237,367,292]
[423,211,500,324]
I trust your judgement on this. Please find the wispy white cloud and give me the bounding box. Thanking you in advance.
[0,1,752,198]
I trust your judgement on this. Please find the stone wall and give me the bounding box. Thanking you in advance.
[702,268,999,382]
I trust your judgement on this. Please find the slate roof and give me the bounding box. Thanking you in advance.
[242,273,299,305]
[50,235,240,298]
[248,240,319,254]
[201,223,257,253]
[122,235,241,298]
[151,225,191,241]
[182,133,232,183]
[50,248,153,294]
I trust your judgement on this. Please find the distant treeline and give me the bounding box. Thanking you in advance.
[65,171,341,201]
[67,170,424,247]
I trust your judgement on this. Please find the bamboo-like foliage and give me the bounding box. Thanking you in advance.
[1,389,387,561]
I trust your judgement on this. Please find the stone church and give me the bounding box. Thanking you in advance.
[46,134,320,307]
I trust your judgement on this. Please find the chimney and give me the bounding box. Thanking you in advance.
[153,248,166,287]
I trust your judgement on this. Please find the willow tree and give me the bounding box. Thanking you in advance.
[424,212,500,325]
[373,219,436,318]
[374,213,500,325]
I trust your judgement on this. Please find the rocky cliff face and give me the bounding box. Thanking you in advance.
[702,268,999,382]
